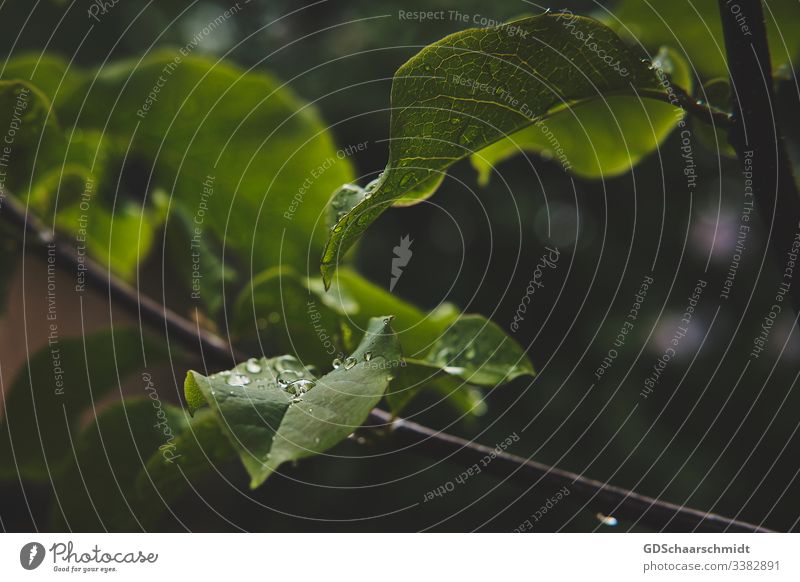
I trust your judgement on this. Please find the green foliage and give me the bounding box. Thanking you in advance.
[186,317,401,488]
[1,52,353,291]
[50,399,189,531]
[0,329,167,480]
[320,13,674,286]
[606,0,800,79]
[425,315,535,386]
[471,47,692,181]
[233,266,532,415]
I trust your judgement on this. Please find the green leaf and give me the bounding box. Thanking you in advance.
[472,46,692,181]
[0,329,168,481]
[2,51,354,282]
[186,316,401,488]
[426,315,535,386]
[233,266,351,368]
[320,13,667,286]
[385,358,485,416]
[135,408,237,528]
[235,266,455,366]
[234,267,530,414]
[60,51,353,277]
[50,398,189,531]
[606,0,800,79]
[0,80,62,195]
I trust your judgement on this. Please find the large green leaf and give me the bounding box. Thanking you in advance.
[233,267,533,414]
[606,0,800,79]
[58,51,353,277]
[471,47,692,181]
[234,266,455,364]
[186,316,401,488]
[320,13,667,286]
[0,329,168,481]
[0,66,169,279]
[1,51,353,285]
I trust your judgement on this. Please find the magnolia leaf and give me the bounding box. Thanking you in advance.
[427,315,535,386]
[186,316,401,488]
[607,0,800,79]
[320,13,667,286]
[472,46,692,181]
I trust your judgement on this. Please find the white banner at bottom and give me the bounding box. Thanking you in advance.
[0,533,797,581]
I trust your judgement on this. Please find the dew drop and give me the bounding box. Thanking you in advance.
[344,356,357,370]
[286,378,315,396]
[332,358,342,369]
[227,373,251,387]
[275,355,303,373]
[596,513,618,527]
[277,370,301,387]
[245,358,262,374]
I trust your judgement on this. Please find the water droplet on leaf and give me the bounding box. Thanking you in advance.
[245,358,262,374]
[227,373,251,387]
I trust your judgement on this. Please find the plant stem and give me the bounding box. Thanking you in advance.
[719,0,800,314]
[0,186,770,532]
[0,191,238,366]
[369,409,770,532]
[637,86,734,128]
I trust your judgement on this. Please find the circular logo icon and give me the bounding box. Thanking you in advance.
[20,542,46,570]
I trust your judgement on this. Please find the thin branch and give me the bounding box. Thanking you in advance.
[0,186,770,532]
[719,0,800,314]
[368,409,770,532]
[0,190,238,366]
[638,85,734,129]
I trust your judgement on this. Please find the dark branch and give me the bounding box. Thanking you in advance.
[0,191,239,366]
[637,86,734,129]
[719,0,800,314]
[0,186,770,532]
[369,409,771,532]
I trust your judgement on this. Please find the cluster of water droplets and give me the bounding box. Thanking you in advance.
[331,351,373,372]
[218,355,318,402]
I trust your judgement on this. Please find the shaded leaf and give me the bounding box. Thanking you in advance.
[606,0,800,79]
[0,329,168,480]
[186,317,401,488]
[320,13,667,286]
[426,315,535,386]
[472,46,692,180]
[50,398,188,531]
